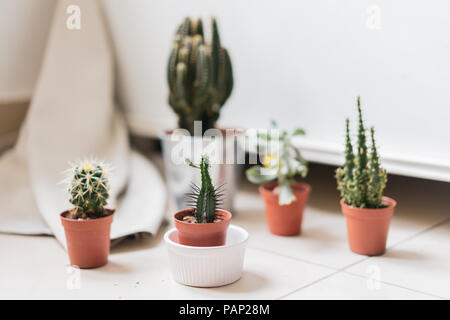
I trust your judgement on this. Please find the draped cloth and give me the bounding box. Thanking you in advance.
[0,0,167,246]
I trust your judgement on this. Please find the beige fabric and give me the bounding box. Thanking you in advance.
[0,0,167,246]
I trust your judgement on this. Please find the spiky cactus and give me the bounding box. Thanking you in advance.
[366,127,387,207]
[336,97,387,208]
[185,156,224,223]
[66,159,110,219]
[167,17,233,135]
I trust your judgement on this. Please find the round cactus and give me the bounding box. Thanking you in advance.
[66,159,110,219]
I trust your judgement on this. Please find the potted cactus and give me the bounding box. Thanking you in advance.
[167,16,233,135]
[246,122,310,236]
[60,159,115,268]
[173,155,232,247]
[336,97,397,256]
[161,16,240,212]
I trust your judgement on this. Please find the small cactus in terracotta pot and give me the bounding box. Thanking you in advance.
[336,97,397,256]
[173,155,231,247]
[246,121,311,236]
[60,159,115,268]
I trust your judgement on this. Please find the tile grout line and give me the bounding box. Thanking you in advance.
[386,217,450,251]
[342,270,447,300]
[248,245,340,271]
[277,217,450,300]
[276,256,370,300]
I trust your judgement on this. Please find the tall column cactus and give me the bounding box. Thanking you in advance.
[167,17,233,135]
[336,97,388,208]
[352,97,370,206]
[185,156,224,223]
[366,127,387,207]
[66,159,110,219]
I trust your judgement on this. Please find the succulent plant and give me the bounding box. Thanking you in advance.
[167,17,233,135]
[65,159,110,219]
[246,121,308,205]
[336,97,387,208]
[185,156,224,223]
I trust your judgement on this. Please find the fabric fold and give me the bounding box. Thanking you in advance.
[0,0,167,246]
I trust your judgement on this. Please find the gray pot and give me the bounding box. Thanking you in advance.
[159,129,244,212]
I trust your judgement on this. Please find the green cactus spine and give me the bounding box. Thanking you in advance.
[185,156,224,223]
[168,17,233,135]
[66,160,110,219]
[336,97,387,209]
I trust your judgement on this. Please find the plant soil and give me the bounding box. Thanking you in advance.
[182,215,221,224]
[63,209,112,220]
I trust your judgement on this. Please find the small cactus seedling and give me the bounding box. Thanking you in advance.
[335,97,387,208]
[65,159,111,219]
[185,156,224,223]
[245,121,308,205]
[167,17,233,135]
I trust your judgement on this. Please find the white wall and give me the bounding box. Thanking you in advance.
[0,0,56,103]
[103,0,450,181]
[0,1,448,181]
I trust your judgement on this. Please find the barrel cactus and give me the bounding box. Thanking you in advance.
[336,97,387,208]
[185,156,224,223]
[65,159,110,219]
[167,17,233,135]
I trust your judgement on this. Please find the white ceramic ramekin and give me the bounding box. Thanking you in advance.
[164,224,248,287]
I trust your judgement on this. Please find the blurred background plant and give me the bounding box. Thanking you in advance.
[335,97,387,208]
[167,16,233,135]
[246,121,308,205]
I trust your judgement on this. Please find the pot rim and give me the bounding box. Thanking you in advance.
[164,224,248,250]
[173,208,232,226]
[158,127,244,140]
[340,196,397,219]
[60,208,115,223]
[259,181,311,199]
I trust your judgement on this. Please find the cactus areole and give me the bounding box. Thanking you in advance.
[167,17,233,136]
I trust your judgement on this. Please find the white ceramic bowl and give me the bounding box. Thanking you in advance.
[164,224,249,287]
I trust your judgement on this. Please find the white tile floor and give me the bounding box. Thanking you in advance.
[0,161,449,300]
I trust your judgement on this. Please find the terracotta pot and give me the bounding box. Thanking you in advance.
[259,182,311,236]
[60,209,114,269]
[341,197,396,256]
[173,208,232,247]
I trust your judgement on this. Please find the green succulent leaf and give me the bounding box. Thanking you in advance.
[245,166,277,184]
[292,128,306,136]
[279,180,296,205]
[245,122,309,206]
